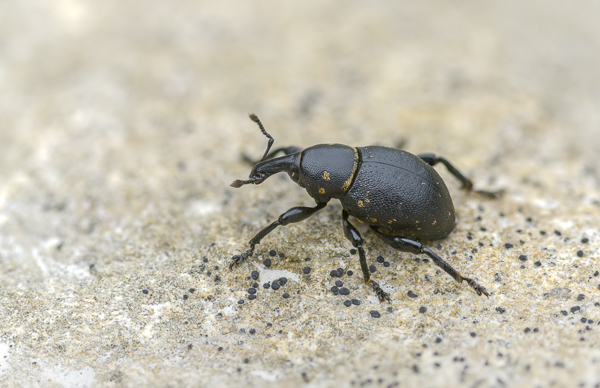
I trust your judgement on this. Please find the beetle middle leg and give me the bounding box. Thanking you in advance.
[229,202,327,269]
[370,226,489,297]
[342,210,391,302]
[418,153,500,197]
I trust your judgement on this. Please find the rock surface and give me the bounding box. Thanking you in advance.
[1,1,599,387]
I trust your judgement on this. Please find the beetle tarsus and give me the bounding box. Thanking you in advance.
[463,277,490,297]
[370,280,391,303]
[229,248,254,270]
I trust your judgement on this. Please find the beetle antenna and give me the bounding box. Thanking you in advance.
[248,113,274,162]
[230,176,265,188]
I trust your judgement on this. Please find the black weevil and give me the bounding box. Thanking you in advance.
[230,114,498,302]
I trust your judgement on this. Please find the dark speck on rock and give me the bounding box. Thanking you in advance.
[269,250,277,257]
[347,270,353,276]
[263,283,270,289]
[407,291,418,298]
[263,259,272,267]
[369,265,376,273]
[577,250,584,257]
[496,307,506,314]
[303,266,311,274]
[470,332,476,337]
[534,261,542,267]
[577,294,585,301]
[202,257,208,263]
[142,290,148,294]
[435,337,442,343]
[249,329,255,334]
[540,231,546,235]
[251,271,259,280]
[384,261,390,267]
[189,288,195,293]
[560,310,568,316]
[282,293,289,299]
[581,238,589,243]
[370,310,381,318]
[344,300,352,307]
[377,256,384,263]
[352,299,360,305]
[519,255,527,262]
[419,306,427,313]
[238,299,244,304]
[554,230,561,236]
[350,249,357,255]
[571,306,580,313]
[278,252,285,258]
[504,243,513,249]
[335,280,343,287]
[339,287,350,295]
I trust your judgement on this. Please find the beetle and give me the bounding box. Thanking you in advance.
[229,113,498,302]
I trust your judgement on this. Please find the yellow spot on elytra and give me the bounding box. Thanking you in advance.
[358,200,364,207]
[415,220,419,223]
[388,220,392,224]
[365,199,370,203]
[319,187,325,194]
[432,220,437,225]
[417,227,421,230]
[323,171,330,180]
[448,212,452,217]
[368,217,377,223]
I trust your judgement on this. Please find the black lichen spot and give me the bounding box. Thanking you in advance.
[369,265,377,273]
[269,250,277,257]
[581,238,589,244]
[203,257,208,263]
[560,310,568,316]
[384,261,390,267]
[377,256,385,263]
[370,310,381,318]
[577,294,585,301]
[524,328,531,333]
[305,257,311,261]
[142,290,149,294]
[533,328,539,332]
[238,299,244,304]
[335,280,343,287]
[183,295,188,300]
[263,282,270,289]
[519,255,527,262]
[540,231,546,235]
[496,307,506,314]
[470,332,476,337]
[218,347,223,351]
[554,230,562,236]
[350,249,357,255]
[189,288,195,293]
[263,258,272,268]
[278,252,285,258]
[249,329,255,334]
[344,300,352,307]
[534,261,542,267]
[577,250,584,257]
[251,271,259,280]
[494,273,502,282]
[248,294,256,300]
[330,270,340,277]
[407,291,418,298]
[435,337,442,343]
[331,286,339,294]
[339,287,350,296]
[215,275,221,282]
[282,293,290,299]
[352,299,360,305]
[303,266,311,274]
[248,288,257,295]
[571,306,580,314]
[504,243,514,249]
[419,306,427,313]
[347,270,353,276]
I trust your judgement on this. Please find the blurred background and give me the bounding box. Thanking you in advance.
[1,1,600,386]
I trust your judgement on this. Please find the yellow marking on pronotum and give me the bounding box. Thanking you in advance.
[357,200,364,207]
[319,187,325,194]
[323,171,330,180]
[341,147,360,192]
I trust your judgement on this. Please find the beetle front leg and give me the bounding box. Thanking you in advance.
[418,153,501,197]
[342,211,390,302]
[229,202,327,270]
[370,227,489,297]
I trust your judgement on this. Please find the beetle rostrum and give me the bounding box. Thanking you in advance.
[230,113,499,302]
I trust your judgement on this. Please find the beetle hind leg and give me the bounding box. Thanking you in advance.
[342,210,391,302]
[370,226,489,297]
[418,153,501,197]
